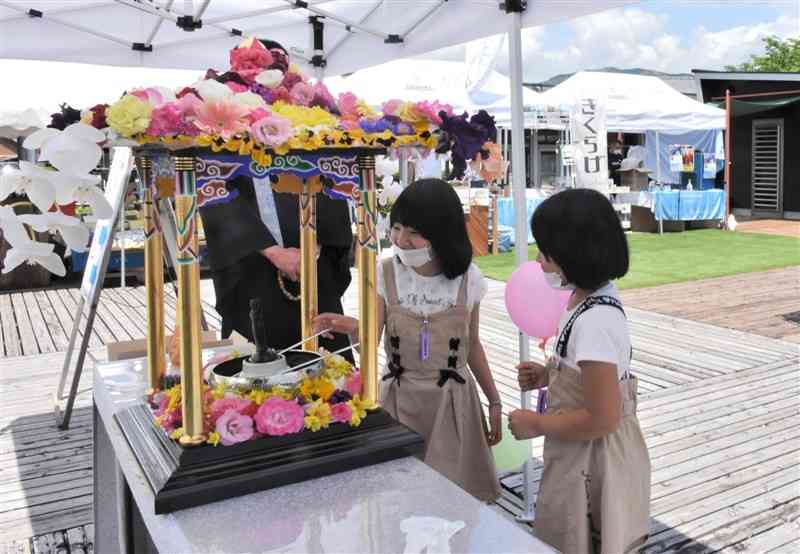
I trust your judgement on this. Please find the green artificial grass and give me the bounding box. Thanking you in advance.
[475,230,800,290]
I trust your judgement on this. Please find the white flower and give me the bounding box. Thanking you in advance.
[385,182,403,204]
[17,212,89,253]
[23,122,104,183]
[232,91,267,109]
[0,206,66,276]
[54,176,112,220]
[375,156,398,178]
[0,164,55,213]
[192,79,234,101]
[255,69,284,89]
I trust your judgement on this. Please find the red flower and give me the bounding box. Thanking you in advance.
[88,104,108,129]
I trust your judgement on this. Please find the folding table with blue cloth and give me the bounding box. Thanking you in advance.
[496,196,546,249]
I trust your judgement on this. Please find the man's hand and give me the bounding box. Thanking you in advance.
[261,246,301,281]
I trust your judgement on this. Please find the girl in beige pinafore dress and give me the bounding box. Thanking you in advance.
[510,189,651,554]
[380,257,500,502]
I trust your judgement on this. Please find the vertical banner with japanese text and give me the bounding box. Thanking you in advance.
[570,95,608,191]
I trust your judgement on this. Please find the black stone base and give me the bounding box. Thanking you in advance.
[115,403,424,514]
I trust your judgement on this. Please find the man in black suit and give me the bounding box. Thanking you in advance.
[199,174,353,357]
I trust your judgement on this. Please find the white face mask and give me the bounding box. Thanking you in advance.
[543,270,575,291]
[394,245,432,268]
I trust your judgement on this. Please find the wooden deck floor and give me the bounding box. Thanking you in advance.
[1,275,798,552]
[622,266,800,344]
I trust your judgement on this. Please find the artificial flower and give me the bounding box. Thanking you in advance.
[207,431,221,447]
[271,102,337,129]
[310,81,338,113]
[194,100,250,140]
[193,78,234,102]
[304,400,331,432]
[359,118,393,134]
[394,101,426,125]
[328,390,353,405]
[106,95,153,137]
[146,102,186,136]
[381,99,402,117]
[169,427,184,440]
[0,206,66,276]
[230,37,274,83]
[226,81,248,94]
[255,69,284,89]
[289,82,314,107]
[415,100,453,125]
[281,71,304,92]
[26,122,104,176]
[344,373,362,397]
[346,395,369,427]
[210,396,256,422]
[215,409,255,445]
[80,104,109,129]
[254,397,305,436]
[323,354,353,379]
[356,99,378,118]
[48,104,82,130]
[247,388,271,406]
[17,212,90,252]
[129,86,176,107]
[337,92,360,119]
[298,376,335,402]
[232,91,267,110]
[250,113,293,148]
[330,402,353,425]
[0,163,56,213]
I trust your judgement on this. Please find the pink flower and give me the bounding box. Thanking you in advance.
[290,82,314,107]
[210,396,256,422]
[250,113,293,148]
[254,397,305,436]
[381,99,402,116]
[194,100,250,139]
[415,100,454,125]
[330,402,353,425]
[246,107,270,124]
[271,86,291,104]
[146,102,186,136]
[152,391,169,417]
[161,408,182,433]
[281,72,304,92]
[344,372,362,396]
[215,409,255,445]
[311,81,338,112]
[230,40,274,83]
[337,92,360,119]
[129,87,174,107]
[226,81,248,93]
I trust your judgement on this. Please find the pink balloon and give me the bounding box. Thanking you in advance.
[504,261,572,339]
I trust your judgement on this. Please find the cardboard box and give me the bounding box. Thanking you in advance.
[619,169,651,191]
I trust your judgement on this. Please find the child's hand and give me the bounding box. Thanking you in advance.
[312,313,358,340]
[516,361,548,391]
[508,409,543,440]
[486,403,503,446]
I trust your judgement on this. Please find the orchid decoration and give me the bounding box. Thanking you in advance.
[17,212,90,253]
[0,207,66,276]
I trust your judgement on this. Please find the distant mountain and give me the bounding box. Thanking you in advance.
[527,67,697,97]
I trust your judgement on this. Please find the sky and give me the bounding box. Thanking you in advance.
[0,0,798,115]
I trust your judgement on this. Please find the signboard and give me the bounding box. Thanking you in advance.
[669,145,695,173]
[79,147,133,304]
[703,153,717,179]
[570,96,608,190]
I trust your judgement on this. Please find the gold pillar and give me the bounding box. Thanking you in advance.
[136,155,165,392]
[356,155,379,406]
[299,179,319,352]
[172,152,205,446]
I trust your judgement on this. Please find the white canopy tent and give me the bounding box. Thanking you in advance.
[0,0,640,520]
[535,71,726,133]
[326,59,541,116]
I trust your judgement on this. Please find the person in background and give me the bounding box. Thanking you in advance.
[608,140,625,186]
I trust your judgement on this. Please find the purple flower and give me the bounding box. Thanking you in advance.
[438,110,497,179]
[48,104,82,130]
[215,409,255,445]
[469,110,498,143]
[359,118,393,133]
[249,82,274,104]
[329,390,353,404]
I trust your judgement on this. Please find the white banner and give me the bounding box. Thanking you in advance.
[570,96,608,191]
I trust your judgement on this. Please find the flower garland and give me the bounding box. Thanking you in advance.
[149,353,370,446]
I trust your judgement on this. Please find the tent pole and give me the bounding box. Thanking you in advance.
[724,89,731,227]
[508,6,535,523]
[655,131,661,183]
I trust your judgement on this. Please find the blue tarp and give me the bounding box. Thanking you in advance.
[497,197,545,245]
[653,190,725,221]
[645,129,724,185]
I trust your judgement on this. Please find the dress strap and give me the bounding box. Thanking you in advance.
[455,267,470,307]
[382,257,400,306]
[556,295,626,359]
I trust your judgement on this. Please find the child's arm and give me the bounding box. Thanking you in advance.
[467,303,503,446]
[312,298,386,354]
[508,361,622,441]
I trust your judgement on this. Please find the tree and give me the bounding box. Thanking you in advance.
[726,36,800,72]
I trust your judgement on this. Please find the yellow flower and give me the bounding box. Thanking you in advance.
[207,432,221,447]
[323,354,353,379]
[169,427,185,440]
[304,400,331,432]
[212,382,226,401]
[356,100,378,118]
[248,388,271,405]
[299,376,335,401]
[166,385,182,412]
[347,395,374,427]
[395,101,425,124]
[106,95,153,138]
[271,102,337,129]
